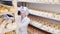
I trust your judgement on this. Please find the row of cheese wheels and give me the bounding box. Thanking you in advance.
[0,15,14,34]
[0,4,15,14]
[29,9,60,21]
[29,15,60,30]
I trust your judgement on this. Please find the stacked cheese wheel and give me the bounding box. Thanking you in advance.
[0,15,14,34]
[0,4,15,33]
[0,16,12,28]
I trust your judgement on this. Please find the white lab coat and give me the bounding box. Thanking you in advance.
[17,15,30,34]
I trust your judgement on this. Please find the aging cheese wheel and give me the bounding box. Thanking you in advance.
[0,6,8,13]
[9,7,15,12]
[0,15,5,25]
[54,15,60,19]
[47,13,54,18]
[0,5,15,14]
[0,17,4,25]
[5,31,14,34]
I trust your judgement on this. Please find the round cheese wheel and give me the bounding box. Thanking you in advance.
[9,7,15,12]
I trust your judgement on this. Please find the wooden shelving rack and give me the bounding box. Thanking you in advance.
[29,15,60,34]
[18,0,60,4]
[29,9,60,21]
[1,0,60,34]
[0,0,18,34]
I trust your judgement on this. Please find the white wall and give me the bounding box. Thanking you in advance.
[28,3,60,13]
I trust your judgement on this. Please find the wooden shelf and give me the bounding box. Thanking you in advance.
[30,20,60,34]
[2,0,60,4]
[29,15,60,34]
[0,4,15,15]
[0,11,17,34]
[29,9,60,21]
[28,25,51,34]
[3,23,17,33]
[17,0,60,4]
[0,0,18,34]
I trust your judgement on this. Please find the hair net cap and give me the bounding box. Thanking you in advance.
[18,6,29,16]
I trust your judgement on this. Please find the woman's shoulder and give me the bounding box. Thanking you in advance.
[17,15,21,19]
[25,17,30,22]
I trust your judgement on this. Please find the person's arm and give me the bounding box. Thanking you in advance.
[21,18,30,26]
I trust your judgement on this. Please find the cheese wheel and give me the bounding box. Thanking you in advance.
[5,31,14,34]
[0,6,8,13]
[0,18,4,25]
[9,7,15,12]
[47,13,54,18]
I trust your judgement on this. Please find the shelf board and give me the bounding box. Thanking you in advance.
[30,20,60,34]
[29,9,60,21]
[18,0,60,4]
[2,0,60,4]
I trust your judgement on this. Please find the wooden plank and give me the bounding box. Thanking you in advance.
[12,0,19,34]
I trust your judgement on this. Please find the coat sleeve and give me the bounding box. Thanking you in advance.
[22,18,30,26]
[17,16,21,23]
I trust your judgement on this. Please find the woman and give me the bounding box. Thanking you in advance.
[17,6,30,34]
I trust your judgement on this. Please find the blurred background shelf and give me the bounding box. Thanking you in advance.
[28,14,60,34]
[18,0,60,4]
[28,25,51,34]
[1,0,60,4]
[29,9,60,21]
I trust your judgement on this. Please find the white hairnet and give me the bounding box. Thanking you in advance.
[18,6,29,16]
